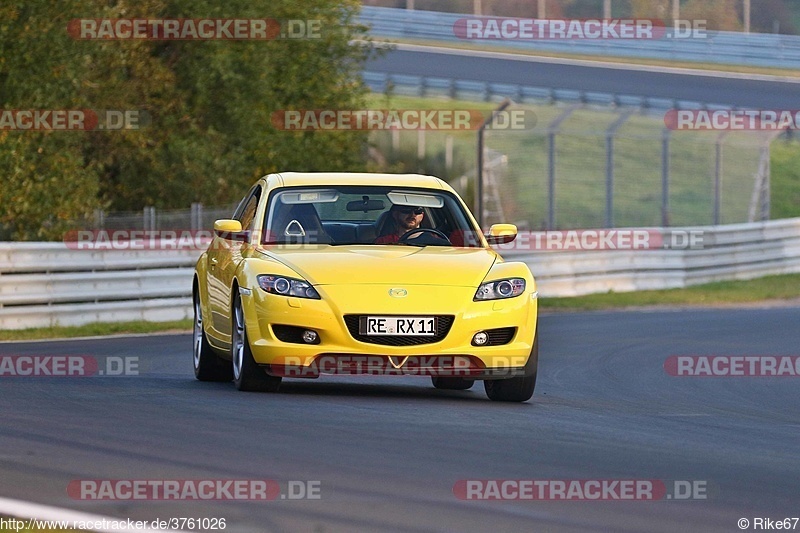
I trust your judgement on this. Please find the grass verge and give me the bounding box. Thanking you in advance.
[771,138,800,220]
[0,320,192,342]
[539,273,800,311]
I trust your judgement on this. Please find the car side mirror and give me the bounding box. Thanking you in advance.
[214,219,249,241]
[485,223,517,245]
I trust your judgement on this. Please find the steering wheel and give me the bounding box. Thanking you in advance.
[398,228,451,245]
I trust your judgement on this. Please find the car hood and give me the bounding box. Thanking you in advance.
[255,245,498,287]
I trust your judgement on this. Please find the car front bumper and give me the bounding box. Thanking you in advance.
[240,283,537,378]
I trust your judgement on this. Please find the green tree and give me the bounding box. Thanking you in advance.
[629,0,671,21]
[0,0,373,239]
[682,0,742,31]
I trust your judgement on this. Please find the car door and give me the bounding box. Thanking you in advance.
[208,185,261,342]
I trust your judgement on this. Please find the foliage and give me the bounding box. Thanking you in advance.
[681,0,742,31]
[770,136,800,220]
[0,0,373,239]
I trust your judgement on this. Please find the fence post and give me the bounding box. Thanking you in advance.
[546,105,579,229]
[761,141,771,220]
[748,134,779,222]
[191,202,203,231]
[548,132,555,229]
[93,209,105,230]
[763,132,783,220]
[661,129,671,227]
[445,135,453,173]
[605,111,633,228]
[477,99,512,228]
[417,129,426,172]
[713,132,729,225]
[744,0,751,34]
[143,206,156,231]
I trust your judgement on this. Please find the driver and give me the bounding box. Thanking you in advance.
[374,205,424,244]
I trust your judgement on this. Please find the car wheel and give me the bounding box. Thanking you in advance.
[193,293,233,382]
[484,328,538,402]
[231,293,282,392]
[431,377,475,390]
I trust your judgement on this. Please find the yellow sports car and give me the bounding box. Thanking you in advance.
[193,173,539,402]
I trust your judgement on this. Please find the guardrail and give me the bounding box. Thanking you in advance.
[359,6,800,70]
[1,217,799,329]
[505,218,800,296]
[362,70,724,110]
[0,244,198,329]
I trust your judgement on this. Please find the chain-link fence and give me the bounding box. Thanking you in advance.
[89,102,778,234]
[89,203,238,231]
[370,101,778,230]
[483,104,775,229]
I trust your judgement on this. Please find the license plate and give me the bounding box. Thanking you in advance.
[359,316,436,336]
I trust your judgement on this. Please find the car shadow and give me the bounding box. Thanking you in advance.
[180,376,536,405]
[280,379,480,399]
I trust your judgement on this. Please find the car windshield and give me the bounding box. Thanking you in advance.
[261,186,483,247]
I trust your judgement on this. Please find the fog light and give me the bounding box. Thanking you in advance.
[302,330,318,344]
[472,331,488,346]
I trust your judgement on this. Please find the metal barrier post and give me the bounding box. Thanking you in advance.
[661,129,671,227]
[605,111,633,228]
[477,99,512,228]
[713,132,730,225]
[546,105,579,229]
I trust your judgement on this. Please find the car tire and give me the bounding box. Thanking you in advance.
[484,327,538,402]
[431,377,475,390]
[231,292,282,392]
[193,293,233,382]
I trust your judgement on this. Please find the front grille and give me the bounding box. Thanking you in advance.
[343,315,455,346]
[484,327,516,346]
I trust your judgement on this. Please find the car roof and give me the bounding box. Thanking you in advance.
[265,172,449,190]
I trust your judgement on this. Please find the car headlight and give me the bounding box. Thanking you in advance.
[257,275,320,299]
[474,278,526,301]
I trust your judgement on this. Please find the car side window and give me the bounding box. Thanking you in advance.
[235,186,261,230]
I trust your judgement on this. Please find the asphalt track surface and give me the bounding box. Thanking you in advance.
[366,46,800,109]
[1,308,799,532]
